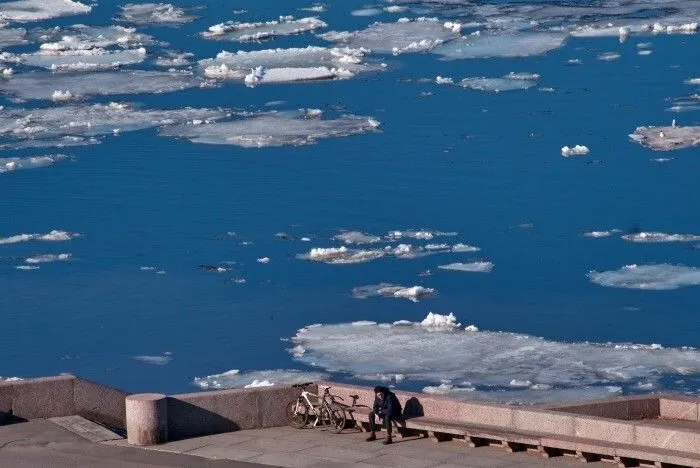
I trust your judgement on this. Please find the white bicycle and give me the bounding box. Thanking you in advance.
[286,383,347,433]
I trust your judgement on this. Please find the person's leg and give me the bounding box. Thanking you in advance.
[383,416,393,444]
[366,412,377,441]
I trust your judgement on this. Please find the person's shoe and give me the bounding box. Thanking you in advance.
[383,437,393,445]
[365,433,376,442]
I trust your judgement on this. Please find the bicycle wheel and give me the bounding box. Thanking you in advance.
[322,403,347,433]
[285,399,309,429]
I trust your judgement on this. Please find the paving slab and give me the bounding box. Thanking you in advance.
[49,415,123,442]
[368,453,438,468]
[247,451,337,468]
[297,444,378,463]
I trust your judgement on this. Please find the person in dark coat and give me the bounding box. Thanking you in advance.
[366,386,403,444]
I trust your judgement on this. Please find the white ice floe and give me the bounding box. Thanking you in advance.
[290,312,700,402]
[1,47,147,71]
[0,376,23,381]
[561,145,589,157]
[629,125,700,151]
[686,78,700,85]
[583,230,618,238]
[0,70,204,101]
[351,283,436,302]
[420,312,460,329]
[334,231,382,245]
[598,52,621,61]
[298,246,386,264]
[0,154,67,174]
[257,257,270,263]
[133,354,172,365]
[15,265,39,270]
[438,262,494,273]
[0,102,227,149]
[435,33,566,59]
[159,110,380,147]
[588,264,700,290]
[384,6,407,14]
[37,25,154,51]
[0,26,27,47]
[0,230,78,244]
[621,232,700,243]
[458,73,538,92]
[423,383,475,395]
[203,16,327,41]
[435,76,453,84]
[301,5,325,13]
[452,243,480,252]
[154,51,193,67]
[117,3,197,25]
[386,230,456,241]
[199,46,376,83]
[25,253,71,264]
[193,369,328,390]
[638,50,652,56]
[319,18,461,55]
[0,0,91,22]
[351,8,382,17]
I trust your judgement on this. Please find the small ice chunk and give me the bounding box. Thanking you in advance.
[561,145,589,157]
[598,52,621,61]
[588,264,700,290]
[435,76,453,84]
[257,257,270,263]
[452,243,480,252]
[584,231,613,238]
[334,231,381,244]
[133,354,172,365]
[629,125,700,151]
[51,90,74,102]
[117,3,197,25]
[0,154,68,174]
[420,312,460,329]
[25,253,71,263]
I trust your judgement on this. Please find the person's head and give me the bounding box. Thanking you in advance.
[374,386,385,400]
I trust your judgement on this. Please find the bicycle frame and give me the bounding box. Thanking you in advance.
[293,385,332,427]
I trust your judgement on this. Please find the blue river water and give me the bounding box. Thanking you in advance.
[0,0,698,398]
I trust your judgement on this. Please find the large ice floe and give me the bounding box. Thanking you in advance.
[290,312,700,403]
[457,73,538,92]
[589,264,700,290]
[0,230,79,244]
[351,284,436,302]
[0,26,27,48]
[0,103,228,150]
[25,253,71,264]
[199,46,377,84]
[202,16,327,42]
[621,232,700,243]
[298,242,455,264]
[158,110,380,147]
[0,0,91,22]
[319,17,462,54]
[439,262,494,273]
[1,47,147,71]
[435,32,567,59]
[629,125,700,151]
[0,70,205,100]
[1,154,67,174]
[117,3,197,25]
[194,369,328,390]
[33,25,155,50]
[334,230,382,245]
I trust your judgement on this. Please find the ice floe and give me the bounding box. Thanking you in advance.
[583,230,619,238]
[588,264,700,290]
[452,243,480,252]
[290,312,700,402]
[0,230,79,245]
[159,110,380,147]
[561,145,589,157]
[199,46,376,84]
[0,376,23,381]
[0,26,27,48]
[25,253,71,264]
[438,262,494,273]
[1,47,147,71]
[117,3,197,25]
[0,0,91,22]
[351,284,436,302]
[133,353,172,365]
[334,231,382,245]
[36,25,155,50]
[319,18,462,55]
[0,102,228,149]
[155,51,193,67]
[202,16,327,42]
[458,73,538,92]
[0,70,205,100]
[629,125,700,151]
[621,232,700,243]
[298,246,385,264]
[598,52,621,61]
[435,33,566,59]
[193,369,328,390]
[0,154,67,174]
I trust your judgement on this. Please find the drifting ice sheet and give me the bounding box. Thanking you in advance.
[290,312,700,402]
[0,27,27,48]
[622,232,700,243]
[334,231,382,245]
[458,74,537,92]
[2,47,147,71]
[0,0,91,22]
[159,111,380,147]
[630,125,700,151]
[589,264,700,290]
[36,25,154,50]
[351,284,436,302]
[117,3,197,25]
[0,103,228,149]
[194,369,328,389]
[1,154,67,174]
[319,18,462,54]
[436,33,566,59]
[202,16,327,41]
[439,262,494,273]
[0,230,78,244]
[0,70,204,100]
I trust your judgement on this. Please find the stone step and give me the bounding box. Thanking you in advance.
[48,415,123,443]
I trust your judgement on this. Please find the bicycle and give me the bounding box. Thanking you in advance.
[285,383,347,433]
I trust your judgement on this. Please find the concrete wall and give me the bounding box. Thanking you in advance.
[0,375,128,429]
[324,382,700,455]
[166,384,308,440]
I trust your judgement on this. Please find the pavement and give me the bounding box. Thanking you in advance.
[112,424,595,468]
